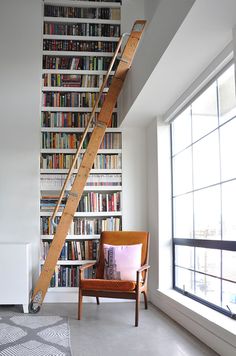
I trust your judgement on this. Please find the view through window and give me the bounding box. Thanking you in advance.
[171,64,236,317]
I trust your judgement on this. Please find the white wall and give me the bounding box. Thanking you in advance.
[144,0,161,23]
[122,127,147,231]
[121,0,145,34]
[120,0,195,126]
[146,119,159,291]
[146,118,172,294]
[0,0,42,283]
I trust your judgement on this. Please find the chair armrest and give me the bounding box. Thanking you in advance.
[136,264,150,287]
[137,264,150,273]
[79,262,97,285]
[79,261,97,272]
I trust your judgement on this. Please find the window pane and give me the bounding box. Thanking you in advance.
[172,148,192,196]
[175,246,194,269]
[193,131,220,189]
[173,193,193,238]
[195,272,221,306]
[195,247,221,277]
[222,281,236,313]
[222,251,236,282]
[222,180,236,241]
[220,117,236,181]
[175,267,194,293]
[192,82,218,142]
[171,108,192,155]
[194,186,221,240]
[218,65,236,125]
[172,64,236,317]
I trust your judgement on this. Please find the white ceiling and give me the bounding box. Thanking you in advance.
[121,0,236,127]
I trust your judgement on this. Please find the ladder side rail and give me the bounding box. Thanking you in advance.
[51,34,127,225]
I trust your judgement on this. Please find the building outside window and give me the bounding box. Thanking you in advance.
[171,63,236,318]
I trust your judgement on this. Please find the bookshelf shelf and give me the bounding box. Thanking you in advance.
[40,259,96,265]
[40,211,122,217]
[40,0,121,293]
[43,35,119,42]
[44,1,121,9]
[41,186,122,193]
[46,287,78,294]
[42,69,115,75]
[41,107,117,112]
[40,168,122,174]
[43,50,114,57]
[41,127,122,133]
[48,287,78,292]
[44,17,121,25]
[41,234,100,240]
[42,87,109,92]
[40,148,121,154]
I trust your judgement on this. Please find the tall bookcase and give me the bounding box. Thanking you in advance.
[40,0,122,302]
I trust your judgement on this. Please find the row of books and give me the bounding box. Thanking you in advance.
[77,191,121,212]
[41,153,80,169]
[40,173,122,190]
[82,173,122,185]
[44,23,120,37]
[100,132,121,149]
[41,111,117,128]
[40,191,121,212]
[93,153,121,169]
[42,92,109,107]
[40,153,122,169]
[43,55,113,70]
[41,216,121,235]
[40,196,66,212]
[41,132,121,149]
[42,73,112,88]
[49,265,94,288]
[43,39,117,53]
[42,240,99,261]
[44,6,120,20]
[42,132,85,149]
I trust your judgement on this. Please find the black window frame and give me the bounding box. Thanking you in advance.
[171,62,236,319]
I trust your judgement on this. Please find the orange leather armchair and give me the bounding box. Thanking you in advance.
[78,231,150,326]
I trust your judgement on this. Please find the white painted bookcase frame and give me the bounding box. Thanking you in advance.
[40,0,122,302]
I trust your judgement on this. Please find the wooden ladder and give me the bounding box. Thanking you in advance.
[29,20,146,313]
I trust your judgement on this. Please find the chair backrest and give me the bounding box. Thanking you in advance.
[96,231,150,279]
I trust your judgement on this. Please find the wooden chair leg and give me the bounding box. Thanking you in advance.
[96,297,100,305]
[78,288,83,320]
[135,292,140,327]
[143,291,148,309]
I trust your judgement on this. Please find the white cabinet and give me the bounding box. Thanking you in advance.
[0,243,32,313]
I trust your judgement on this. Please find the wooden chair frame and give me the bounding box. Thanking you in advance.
[78,231,150,326]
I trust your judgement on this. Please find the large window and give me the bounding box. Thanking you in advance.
[171,63,236,318]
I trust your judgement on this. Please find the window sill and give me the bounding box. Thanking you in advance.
[150,288,236,355]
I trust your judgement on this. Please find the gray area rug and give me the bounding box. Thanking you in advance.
[0,315,72,356]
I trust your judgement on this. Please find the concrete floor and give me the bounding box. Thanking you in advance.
[0,302,218,356]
